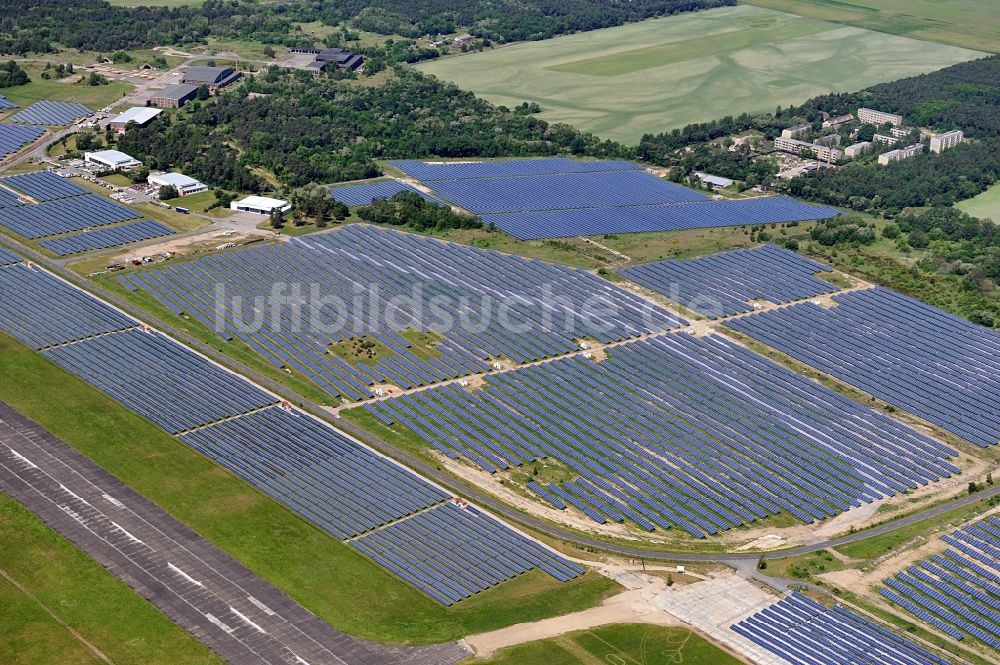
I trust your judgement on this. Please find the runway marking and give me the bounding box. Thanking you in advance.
[231,606,267,634]
[6,447,38,469]
[102,493,126,509]
[168,562,205,588]
[248,595,276,616]
[292,654,313,665]
[110,520,147,547]
[59,505,84,524]
[57,483,92,507]
[206,613,235,634]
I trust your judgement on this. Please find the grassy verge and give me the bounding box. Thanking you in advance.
[0,63,132,110]
[467,624,743,665]
[0,493,219,665]
[0,331,617,644]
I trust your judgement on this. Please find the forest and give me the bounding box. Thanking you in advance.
[0,0,730,55]
[118,67,627,188]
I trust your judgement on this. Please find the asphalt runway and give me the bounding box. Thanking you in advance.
[0,401,468,665]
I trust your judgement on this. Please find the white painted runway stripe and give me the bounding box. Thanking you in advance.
[168,562,205,588]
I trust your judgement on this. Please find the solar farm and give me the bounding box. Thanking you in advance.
[0,170,89,201]
[0,94,16,110]
[0,124,45,161]
[0,255,584,606]
[6,100,91,126]
[727,287,1000,447]
[329,178,445,206]
[385,159,840,239]
[619,244,841,318]
[39,219,175,256]
[881,516,1000,651]
[121,223,683,401]
[732,592,954,665]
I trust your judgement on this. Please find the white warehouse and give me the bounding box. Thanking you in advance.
[84,149,142,171]
[149,172,208,197]
[230,195,290,215]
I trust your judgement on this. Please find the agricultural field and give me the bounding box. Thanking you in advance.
[473,624,743,665]
[957,182,1000,223]
[416,5,983,143]
[745,0,1000,53]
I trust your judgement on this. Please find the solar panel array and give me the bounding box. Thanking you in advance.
[40,219,175,256]
[0,246,21,266]
[0,257,583,604]
[329,179,444,206]
[731,592,953,665]
[6,100,91,125]
[122,224,684,401]
[424,170,708,215]
[0,124,45,161]
[366,333,957,538]
[349,502,583,606]
[881,517,1000,650]
[0,186,22,209]
[482,197,842,240]
[619,244,839,318]
[727,287,1000,447]
[0,170,88,201]
[0,194,141,239]
[0,95,16,110]
[389,158,643,181]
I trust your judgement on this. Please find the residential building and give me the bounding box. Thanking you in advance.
[149,172,207,197]
[930,130,964,153]
[84,149,142,171]
[889,126,912,139]
[814,134,841,147]
[857,108,904,127]
[774,137,842,162]
[230,196,291,215]
[108,107,162,133]
[781,123,811,139]
[180,66,241,93]
[873,133,899,146]
[150,84,198,108]
[844,141,872,158]
[822,114,853,129]
[878,143,923,165]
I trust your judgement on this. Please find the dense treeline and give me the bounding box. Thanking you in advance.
[121,68,626,188]
[357,192,482,232]
[0,0,731,55]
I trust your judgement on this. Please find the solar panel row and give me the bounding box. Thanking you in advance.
[619,244,839,318]
[0,246,21,266]
[0,258,582,604]
[122,224,684,401]
[6,100,91,125]
[0,95,16,110]
[389,158,643,181]
[328,179,444,206]
[0,186,22,209]
[0,193,141,239]
[0,170,88,201]
[732,592,953,665]
[0,124,45,161]
[40,219,175,256]
[727,287,1000,447]
[367,333,957,538]
[882,516,1000,650]
[482,197,842,240]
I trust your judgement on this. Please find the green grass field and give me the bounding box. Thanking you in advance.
[416,5,983,143]
[0,494,218,665]
[956,182,1000,222]
[0,331,616,645]
[470,624,743,665]
[745,0,1000,53]
[0,64,132,114]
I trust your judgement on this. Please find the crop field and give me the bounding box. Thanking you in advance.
[416,5,983,143]
[957,182,1000,223]
[476,624,743,665]
[745,0,1000,53]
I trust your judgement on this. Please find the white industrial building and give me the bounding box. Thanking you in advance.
[930,130,964,153]
[858,108,904,127]
[694,172,734,188]
[878,143,923,165]
[84,149,142,171]
[108,107,163,133]
[230,195,291,215]
[149,172,208,197]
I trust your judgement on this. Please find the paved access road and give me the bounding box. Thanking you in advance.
[0,402,468,665]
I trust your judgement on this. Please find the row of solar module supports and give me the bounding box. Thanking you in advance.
[881,517,1000,650]
[0,170,88,201]
[619,244,838,318]
[0,194,140,238]
[40,219,175,256]
[727,287,1000,447]
[731,592,952,665]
